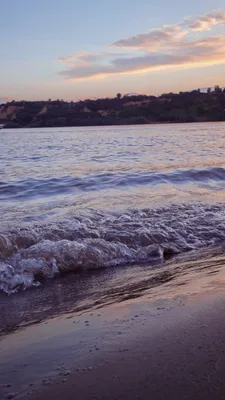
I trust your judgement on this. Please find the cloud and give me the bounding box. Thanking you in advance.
[111,25,187,50]
[189,10,225,31]
[58,9,225,81]
[110,11,225,51]
[59,51,131,64]
[59,52,108,64]
[59,37,225,80]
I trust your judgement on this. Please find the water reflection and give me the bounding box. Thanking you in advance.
[1,246,225,336]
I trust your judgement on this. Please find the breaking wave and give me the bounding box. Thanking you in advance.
[1,203,225,294]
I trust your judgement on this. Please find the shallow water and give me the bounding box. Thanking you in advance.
[1,122,225,295]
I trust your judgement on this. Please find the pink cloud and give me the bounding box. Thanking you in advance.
[189,10,225,31]
[111,25,187,50]
[58,9,225,81]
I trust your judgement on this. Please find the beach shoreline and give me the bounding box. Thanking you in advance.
[1,286,225,400]
[2,121,225,399]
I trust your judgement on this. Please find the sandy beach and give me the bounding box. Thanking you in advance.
[1,284,225,400]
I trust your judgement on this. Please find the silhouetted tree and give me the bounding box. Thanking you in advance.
[215,85,222,93]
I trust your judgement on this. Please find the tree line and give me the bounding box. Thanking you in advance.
[1,86,225,128]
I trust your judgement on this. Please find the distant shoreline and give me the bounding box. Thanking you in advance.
[1,88,225,129]
[2,120,225,130]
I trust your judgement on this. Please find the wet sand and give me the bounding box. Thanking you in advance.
[1,288,225,400]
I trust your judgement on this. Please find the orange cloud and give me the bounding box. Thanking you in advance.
[58,9,225,82]
[111,25,187,51]
[189,10,225,31]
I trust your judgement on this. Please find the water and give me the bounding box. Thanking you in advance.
[1,122,225,299]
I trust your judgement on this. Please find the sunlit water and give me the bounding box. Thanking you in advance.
[1,122,225,301]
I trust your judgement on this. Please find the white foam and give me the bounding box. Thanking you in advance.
[1,203,225,294]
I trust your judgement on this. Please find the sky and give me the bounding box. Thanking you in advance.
[1,0,225,102]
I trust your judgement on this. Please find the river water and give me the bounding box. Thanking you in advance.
[1,122,225,323]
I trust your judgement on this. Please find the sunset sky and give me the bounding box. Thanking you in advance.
[1,0,225,102]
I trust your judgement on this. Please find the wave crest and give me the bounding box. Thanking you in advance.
[1,203,225,294]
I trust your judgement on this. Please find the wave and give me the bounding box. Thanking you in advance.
[1,167,225,201]
[1,203,225,294]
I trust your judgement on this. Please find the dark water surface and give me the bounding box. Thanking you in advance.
[1,122,225,328]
